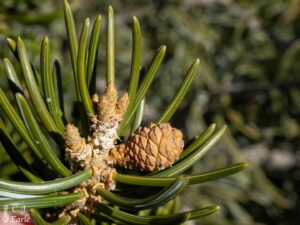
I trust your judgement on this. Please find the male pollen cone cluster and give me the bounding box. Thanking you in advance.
[65,82,129,191]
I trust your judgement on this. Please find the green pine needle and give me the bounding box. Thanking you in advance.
[15,93,71,177]
[97,176,188,210]
[78,18,94,115]
[0,89,44,161]
[128,16,142,100]
[157,58,200,123]
[17,37,63,137]
[0,169,92,195]
[106,6,115,85]
[0,192,83,210]
[114,163,248,186]
[87,15,102,89]
[41,37,65,133]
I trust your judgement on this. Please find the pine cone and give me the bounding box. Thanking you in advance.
[110,123,184,171]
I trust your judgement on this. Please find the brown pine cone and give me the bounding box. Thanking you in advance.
[110,123,184,171]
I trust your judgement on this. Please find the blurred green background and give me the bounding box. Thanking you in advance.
[1,0,300,224]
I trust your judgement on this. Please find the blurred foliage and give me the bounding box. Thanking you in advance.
[1,0,300,224]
